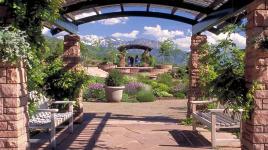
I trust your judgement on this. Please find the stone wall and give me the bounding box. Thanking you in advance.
[243,0,268,149]
[63,34,84,123]
[0,61,29,149]
[187,35,207,117]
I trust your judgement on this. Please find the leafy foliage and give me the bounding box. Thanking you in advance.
[159,39,176,64]
[199,24,245,99]
[136,90,155,102]
[105,69,124,86]
[0,26,31,65]
[181,117,193,126]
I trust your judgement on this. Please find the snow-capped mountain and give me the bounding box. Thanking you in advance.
[80,35,160,49]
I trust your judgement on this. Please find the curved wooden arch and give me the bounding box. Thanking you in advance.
[62,0,210,14]
[75,11,197,25]
[118,44,153,52]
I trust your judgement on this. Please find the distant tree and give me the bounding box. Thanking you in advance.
[159,39,175,64]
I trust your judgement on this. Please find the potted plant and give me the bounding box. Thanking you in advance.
[141,51,150,67]
[105,69,125,102]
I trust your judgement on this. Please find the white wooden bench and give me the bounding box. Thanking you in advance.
[190,100,243,148]
[29,91,75,149]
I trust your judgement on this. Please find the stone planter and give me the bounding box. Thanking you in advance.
[105,86,125,102]
[142,63,149,67]
[99,64,116,71]
[156,64,173,70]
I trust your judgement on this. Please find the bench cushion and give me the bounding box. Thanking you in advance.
[29,112,73,129]
[192,112,240,128]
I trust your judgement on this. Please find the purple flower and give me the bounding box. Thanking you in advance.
[89,83,104,90]
[125,82,145,94]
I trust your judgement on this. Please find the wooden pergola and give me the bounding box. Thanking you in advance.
[1,0,268,149]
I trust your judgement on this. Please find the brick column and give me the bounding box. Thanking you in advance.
[0,61,29,149]
[243,1,268,149]
[187,35,207,117]
[119,52,126,67]
[63,34,83,123]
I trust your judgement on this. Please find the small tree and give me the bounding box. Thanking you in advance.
[159,39,175,64]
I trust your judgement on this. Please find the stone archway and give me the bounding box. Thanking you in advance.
[117,44,153,67]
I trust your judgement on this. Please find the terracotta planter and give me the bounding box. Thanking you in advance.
[105,86,125,102]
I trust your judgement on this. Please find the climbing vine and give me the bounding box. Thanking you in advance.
[198,24,255,120]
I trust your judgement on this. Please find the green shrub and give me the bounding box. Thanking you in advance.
[157,73,173,86]
[121,93,139,103]
[174,92,186,99]
[136,91,155,102]
[181,117,193,126]
[122,75,138,84]
[151,83,173,97]
[44,69,90,101]
[105,69,124,86]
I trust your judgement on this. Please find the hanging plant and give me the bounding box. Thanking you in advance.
[0,26,32,66]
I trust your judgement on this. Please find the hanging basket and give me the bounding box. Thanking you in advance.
[0,6,8,17]
[0,5,12,25]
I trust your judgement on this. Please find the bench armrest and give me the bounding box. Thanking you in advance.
[37,109,59,113]
[190,100,218,113]
[52,101,75,104]
[190,100,217,104]
[209,109,244,113]
[52,101,74,112]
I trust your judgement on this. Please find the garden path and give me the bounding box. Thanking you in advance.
[31,100,240,150]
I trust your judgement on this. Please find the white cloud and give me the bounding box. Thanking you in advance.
[112,30,139,39]
[143,25,184,41]
[98,17,129,25]
[205,31,246,48]
[173,36,192,51]
[74,12,98,20]
[42,27,52,36]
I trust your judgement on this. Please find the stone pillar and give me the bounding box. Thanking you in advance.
[0,61,29,149]
[63,34,83,123]
[187,35,207,117]
[243,0,268,149]
[119,51,126,67]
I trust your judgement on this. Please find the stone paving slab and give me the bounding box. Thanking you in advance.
[31,100,241,150]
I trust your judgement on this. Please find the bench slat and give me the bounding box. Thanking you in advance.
[194,112,240,127]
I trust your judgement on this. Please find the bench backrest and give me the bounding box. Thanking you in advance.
[29,91,52,109]
[29,91,52,119]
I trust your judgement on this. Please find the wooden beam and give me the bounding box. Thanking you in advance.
[120,4,124,12]
[192,0,253,35]
[146,4,150,12]
[62,0,210,14]
[76,11,198,25]
[171,7,177,15]
[93,7,99,15]
[53,17,78,34]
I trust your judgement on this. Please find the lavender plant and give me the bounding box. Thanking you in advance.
[125,82,145,94]
[88,83,105,100]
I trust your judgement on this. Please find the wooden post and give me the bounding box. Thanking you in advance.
[211,112,216,148]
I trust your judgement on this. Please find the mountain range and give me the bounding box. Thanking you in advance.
[79,35,188,65]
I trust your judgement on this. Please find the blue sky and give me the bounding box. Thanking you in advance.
[79,17,192,39]
[43,16,246,51]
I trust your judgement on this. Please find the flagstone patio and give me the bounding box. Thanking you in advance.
[31,100,240,150]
